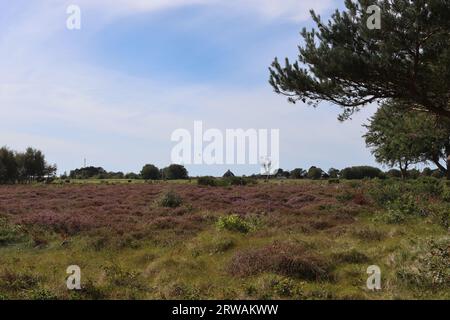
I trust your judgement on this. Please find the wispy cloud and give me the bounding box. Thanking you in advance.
[76,0,335,22]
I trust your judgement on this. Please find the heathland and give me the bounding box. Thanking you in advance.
[0,178,448,300]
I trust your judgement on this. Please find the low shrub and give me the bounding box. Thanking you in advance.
[411,177,443,197]
[367,181,403,206]
[225,177,257,186]
[157,190,183,208]
[197,176,257,187]
[336,191,354,203]
[252,274,304,299]
[29,288,58,300]
[380,194,422,224]
[331,249,370,264]
[103,264,145,290]
[197,176,218,187]
[427,203,450,229]
[216,214,254,233]
[0,219,28,246]
[441,186,450,202]
[228,241,331,281]
[397,239,450,290]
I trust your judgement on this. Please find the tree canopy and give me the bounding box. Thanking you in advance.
[141,164,161,180]
[0,147,56,183]
[163,164,189,180]
[269,0,450,120]
[364,101,450,178]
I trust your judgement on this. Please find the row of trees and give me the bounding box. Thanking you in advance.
[140,164,188,180]
[67,164,189,181]
[0,147,57,184]
[265,166,443,180]
[67,167,131,180]
[269,0,450,179]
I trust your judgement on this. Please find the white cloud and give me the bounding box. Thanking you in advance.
[76,0,334,22]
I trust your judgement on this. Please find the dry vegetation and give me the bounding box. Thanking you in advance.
[0,179,448,300]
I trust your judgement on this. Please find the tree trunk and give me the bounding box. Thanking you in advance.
[446,146,450,180]
[399,161,407,180]
[446,154,450,180]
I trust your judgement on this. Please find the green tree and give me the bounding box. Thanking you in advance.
[269,0,450,120]
[0,147,18,184]
[364,102,450,178]
[16,147,48,182]
[162,164,189,180]
[125,172,140,180]
[340,166,384,179]
[364,103,421,178]
[328,168,340,179]
[290,168,306,179]
[307,166,323,180]
[140,164,161,180]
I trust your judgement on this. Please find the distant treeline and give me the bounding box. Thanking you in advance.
[264,166,445,180]
[0,147,57,184]
[2,146,447,186]
[65,164,445,182]
[65,164,189,180]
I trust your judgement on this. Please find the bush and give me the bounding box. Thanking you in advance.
[29,288,58,300]
[336,191,354,203]
[368,181,403,206]
[251,274,304,299]
[197,176,218,187]
[411,177,443,197]
[398,239,450,289]
[340,166,384,180]
[0,219,27,246]
[157,190,183,208]
[216,215,253,233]
[228,242,331,280]
[442,186,450,202]
[197,176,257,187]
[225,176,257,186]
[379,194,422,224]
[427,203,450,229]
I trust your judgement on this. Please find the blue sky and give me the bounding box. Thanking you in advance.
[0,0,385,176]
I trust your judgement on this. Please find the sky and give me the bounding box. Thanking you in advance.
[0,0,385,176]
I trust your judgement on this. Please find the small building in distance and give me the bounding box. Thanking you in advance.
[223,170,235,178]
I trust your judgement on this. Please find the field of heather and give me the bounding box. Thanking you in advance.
[0,179,448,300]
